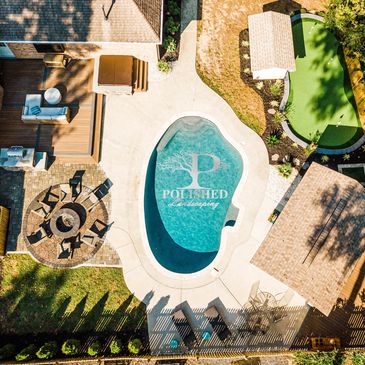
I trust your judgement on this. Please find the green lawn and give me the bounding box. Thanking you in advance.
[288,18,362,148]
[0,254,146,335]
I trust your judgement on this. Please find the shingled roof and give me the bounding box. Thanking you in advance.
[0,0,162,43]
[248,11,295,76]
[251,163,365,316]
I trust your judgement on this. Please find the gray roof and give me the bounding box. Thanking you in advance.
[248,11,296,72]
[0,0,162,43]
[251,163,365,316]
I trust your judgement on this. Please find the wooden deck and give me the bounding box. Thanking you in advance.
[0,59,99,162]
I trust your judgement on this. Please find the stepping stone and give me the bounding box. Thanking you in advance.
[268,108,276,115]
[271,154,279,162]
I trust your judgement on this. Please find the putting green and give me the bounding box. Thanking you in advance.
[288,18,362,148]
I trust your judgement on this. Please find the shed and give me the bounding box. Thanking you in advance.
[248,11,296,80]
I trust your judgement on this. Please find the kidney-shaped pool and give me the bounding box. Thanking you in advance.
[144,116,243,274]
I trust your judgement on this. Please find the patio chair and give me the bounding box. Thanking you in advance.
[277,288,294,308]
[59,183,72,202]
[32,203,51,218]
[81,229,99,247]
[80,192,99,212]
[58,241,74,259]
[28,226,48,246]
[171,309,198,350]
[204,305,233,343]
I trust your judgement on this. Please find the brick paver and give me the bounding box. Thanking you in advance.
[0,163,120,267]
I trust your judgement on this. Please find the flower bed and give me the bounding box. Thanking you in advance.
[159,0,182,71]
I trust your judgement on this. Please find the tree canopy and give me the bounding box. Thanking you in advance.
[325,0,365,62]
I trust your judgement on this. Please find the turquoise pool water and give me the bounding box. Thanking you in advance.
[144,116,243,273]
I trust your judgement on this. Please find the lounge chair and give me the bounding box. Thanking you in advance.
[204,305,233,343]
[171,309,198,350]
[81,229,99,247]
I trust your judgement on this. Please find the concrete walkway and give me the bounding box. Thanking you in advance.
[101,0,307,353]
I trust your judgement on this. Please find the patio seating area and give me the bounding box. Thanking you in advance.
[0,59,102,163]
[149,295,307,356]
[23,175,111,268]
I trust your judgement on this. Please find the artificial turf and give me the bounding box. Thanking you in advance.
[288,18,362,148]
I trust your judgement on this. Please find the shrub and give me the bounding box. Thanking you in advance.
[273,111,285,124]
[87,341,100,357]
[158,60,171,73]
[128,338,142,355]
[343,153,350,161]
[270,100,279,107]
[278,162,293,178]
[266,132,281,147]
[321,155,330,163]
[309,130,322,145]
[256,81,264,90]
[243,68,251,74]
[243,53,250,60]
[110,339,122,354]
[163,36,177,53]
[305,143,317,156]
[36,341,57,360]
[164,16,180,34]
[294,349,343,365]
[269,80,282,96]
[0,344,16,360]
[241,40,249,47]
[351,351,365,365]
[61,339,80,356]
[361,144,365,152]
[167,0,180,17]
[15,344,36,362]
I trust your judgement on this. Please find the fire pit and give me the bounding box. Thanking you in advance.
[50,207,81,238]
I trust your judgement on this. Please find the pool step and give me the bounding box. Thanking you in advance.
[133,58,148,93]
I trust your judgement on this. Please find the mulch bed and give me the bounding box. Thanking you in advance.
[159,0,182,62]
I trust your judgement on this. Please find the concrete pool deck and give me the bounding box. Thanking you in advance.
[100,0,307,345]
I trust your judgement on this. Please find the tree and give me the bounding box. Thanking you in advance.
[325,0,365,62]
[36,341,58,359]
[61,339,80,356]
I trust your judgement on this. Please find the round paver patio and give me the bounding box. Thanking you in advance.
[23,184,109,268]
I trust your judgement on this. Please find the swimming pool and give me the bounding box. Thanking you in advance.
[144,116,243,274]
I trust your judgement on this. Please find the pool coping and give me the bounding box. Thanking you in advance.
[280,13,364,155]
